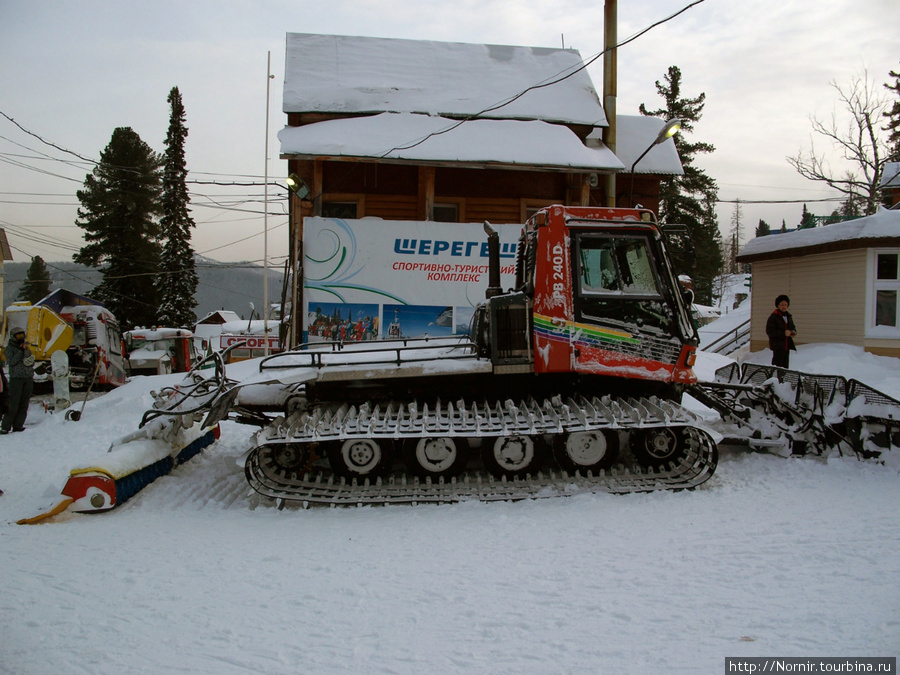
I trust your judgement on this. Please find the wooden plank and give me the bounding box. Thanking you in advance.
[366,195,417,220]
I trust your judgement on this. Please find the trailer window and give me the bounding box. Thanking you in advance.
[108,324,122,356]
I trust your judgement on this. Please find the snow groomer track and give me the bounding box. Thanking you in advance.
[244,391,720,506]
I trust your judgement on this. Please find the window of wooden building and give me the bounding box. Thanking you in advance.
[872,250,900,333]
[322,201,359,219]
[433,202,459,223]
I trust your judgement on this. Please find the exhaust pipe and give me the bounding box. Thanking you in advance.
[483,221,502,299]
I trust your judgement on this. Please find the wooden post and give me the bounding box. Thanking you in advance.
[418,166,435,220]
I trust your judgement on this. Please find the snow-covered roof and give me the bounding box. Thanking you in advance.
[590,115,683,175]
[195,310,241,325]
[737,207,900,262]
[881,162,900,188]
[219,319,277,336]
[283,33,606,127]
[278,112,624,172]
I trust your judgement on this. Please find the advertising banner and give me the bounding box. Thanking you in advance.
[303,217,522,342]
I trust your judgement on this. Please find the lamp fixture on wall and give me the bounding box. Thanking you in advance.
[286,173,310,200]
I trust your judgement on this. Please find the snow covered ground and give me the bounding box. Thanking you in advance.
[2,324,899,672]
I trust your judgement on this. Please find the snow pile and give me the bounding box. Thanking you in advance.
[743,343,900,399]
[1,346,899,673]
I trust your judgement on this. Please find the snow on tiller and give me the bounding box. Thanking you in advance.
[692,363,900,460]
[18,352,232,525]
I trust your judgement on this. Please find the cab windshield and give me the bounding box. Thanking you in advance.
[575,234,675,335]
[578,236,662,297]
[130,338,174,353]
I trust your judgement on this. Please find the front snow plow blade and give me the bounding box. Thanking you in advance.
[692,363,900,460]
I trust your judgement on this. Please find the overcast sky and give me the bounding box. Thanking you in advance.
[1,0,897,271]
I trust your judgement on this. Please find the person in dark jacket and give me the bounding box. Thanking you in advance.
[2,328,35,434]
[0,367,8,419]
[765,294,797,368]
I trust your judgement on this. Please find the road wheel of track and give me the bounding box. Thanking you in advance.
[482,435,540,479]
[259,443,311,480]
[405,437,468,479]
[553,430,619,473]
[262,443,309,472]
[328,438,393,479]
[631,427,686,469]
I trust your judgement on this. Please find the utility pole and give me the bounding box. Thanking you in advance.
[602,0,617,206]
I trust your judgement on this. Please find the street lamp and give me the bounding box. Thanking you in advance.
[286,173,310,200]
[264,51,274,355]
[628,118,682,207]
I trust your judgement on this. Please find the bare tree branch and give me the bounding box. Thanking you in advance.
[787,73,889,215]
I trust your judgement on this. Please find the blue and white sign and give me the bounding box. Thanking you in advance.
[303,217,521,341]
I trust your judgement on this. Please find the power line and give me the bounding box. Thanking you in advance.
[717,197,843,205]
[0,110,96,164]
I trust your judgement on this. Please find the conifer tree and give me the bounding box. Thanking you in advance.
[755,219,771,237]
[799,204,815,229]
[74,127,162,329]
[157,87,199,327]
[884,62,900,162]
[17,255,52,304]
[639,65,723,305]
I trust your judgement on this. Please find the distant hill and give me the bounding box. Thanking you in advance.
[2,256,286,324]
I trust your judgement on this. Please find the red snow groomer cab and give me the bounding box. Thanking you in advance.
[473,204,699,399]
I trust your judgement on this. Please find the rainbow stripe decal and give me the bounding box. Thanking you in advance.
[533,313,641,348]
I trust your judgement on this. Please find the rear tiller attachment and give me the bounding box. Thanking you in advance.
[690,363,900,460]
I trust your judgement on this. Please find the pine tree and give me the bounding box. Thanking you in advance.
[74,127,162,329]
[884,62,900,162]
[799,204,815,229]
[639,65,723,305]
[17,256,52,304]
[755,219,771,237]
[157,87,199,327]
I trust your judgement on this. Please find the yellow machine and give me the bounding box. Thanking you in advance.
[2,301,74,361]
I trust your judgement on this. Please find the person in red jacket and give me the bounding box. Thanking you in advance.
[765,294,797,368]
